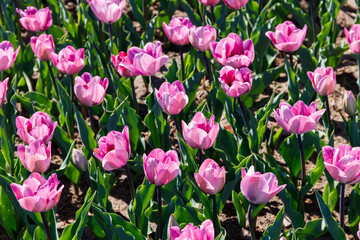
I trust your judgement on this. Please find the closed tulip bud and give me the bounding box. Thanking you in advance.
[30,34,55,61]
[265,21,307,53]
[343,91,357,116]
[170,219,214,240]
[307,67,336,96]
[0,78,8,106]
[16,6,52,32]
[18,140,51,173]
[143,149,180,186]
[51,46,85,75]
[163,17,194,46]
[155,81,189,115]
[241,166,286,205]
[90,0,126,24]
[11,173,63,212]
[199,0,220,6]
[195,159,225,195]
[344,24,360,54]
[72,149,88,171]
[223,0,249,9]
[189,25,217,52]
[0,41,20,72]
[167,214,180,240]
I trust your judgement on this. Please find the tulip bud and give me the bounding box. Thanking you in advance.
[72,149,88,171]
[343,91,357,116]
[167,214,179,240]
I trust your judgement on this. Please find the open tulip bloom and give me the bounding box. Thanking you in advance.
[0,41,20,72]
[345,24,360,87]
[170,219,214,240]
[16,6,52,32]
[18,140,51,173]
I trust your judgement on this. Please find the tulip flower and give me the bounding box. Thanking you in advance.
[16,6,52,32]
[30,34,55,62]
[358,222,360,239]
[155,81,188,116]
[18,140,51,173]
[210,33,254,69]
[195,159,225,195]
[199,0,220,6]
[74,72,109,107]
[0,77,8,106]
[111,52,136,78]
[89,0,126,24]
[163,17,194,46]
[344,24,360,55]
[323,144,360,228]
[11,172,63,212]
[16,112,57,145]
[189,25,217,52]
[307,67,336,96]
[0,41,20,72]
[343,90,357,116]
[51,46,85,75]
[265,21,307,53]
[72,149,88,172]
[121,41,169,76]
[218,66,252,98]
[223,0,249,9]
[94,126,131,171]
[170,219,214,240]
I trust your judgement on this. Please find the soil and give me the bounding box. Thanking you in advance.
[1,0,360,239]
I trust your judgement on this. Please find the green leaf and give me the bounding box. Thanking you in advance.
[73,104,97,152]
[284,54,299,103]
[294,219,326,239]
[232,190,246,228]
[300,151,325,195]
[261,207,285,240]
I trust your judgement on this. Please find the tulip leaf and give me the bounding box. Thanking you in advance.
[315,190,346,240]
[0,186,17,238]
[214,125,239,166]
[73,104,97,152]
[294,219,326,239]
[348,184,360,237]
[33,226,47,240]
[300,151,325,195]
[284,54,299,103]
[261,207,285,240]
[232,190,246,228]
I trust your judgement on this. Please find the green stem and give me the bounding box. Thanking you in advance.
[297,134,306,214]
[69,75,74,139]
[125,164,136,200]
[237,97,250,131]
[108,23,113,55]
[248,203,256,240]
[88,107,95,134]
[155,186,162,240]
[339,183,345,229]
[99,21,104,52]
[179,46,185,81]
[309,0,316,43]
[202,51,213,84]
[172,115,181,135]
[212,194,220,237]
[46,61,59,99]
[40,212,53,240]
[325,95,332,135]
[289,52,294,69]
[130,77,137,112]
[210,6,215,25]
[197,149,202,165]
[142,0,147,20]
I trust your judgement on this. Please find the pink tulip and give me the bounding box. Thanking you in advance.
[273,101,325,134]
[16,6,52,32]
[18,140,51,173]
[223,0,249,9]
[16,112,57,145]
[0,78,8,106]
[0,41,20,72]
[170,219,214,240]
[111,52,136,78]
[194,159,225,195]
[11,173,63,212]
[265,21,307,52]
[94,126,131,171]
[74,72,109,107]
[358,222,360,239]
[343,91,357,116]
[199,0,220,6]
[72,149,88,172]
[210,33,254,68]
[322,144,360,184]
[89,0,126,24]
[182,112,219,150]
[30,34,55,61]
[120,42,169,76]
[344,24,360,54]
[189,25,217,52]
[218,66,252,98]
[241,166,286,204]
[155,80,189,115]
[143,148,179,186]
[163,17,195,46]
[51,46,85,75]
[307,67,336,96]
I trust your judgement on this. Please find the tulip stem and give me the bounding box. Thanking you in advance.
[142,0,147,20]
[297,134,306,189]
[130,77,137,112]
[202,52,213,84]
[40,212,53,240]
[125,164,136,200]
[69,75,74,139]
[289,52,294,69]
[0,2,5,26]
[339,182,345,229]
[212,194,220,237]
[1,104,10,140]
[99,21,104,51]
[325,95,332,134]
[88,107,95,133]
[309,0,316,43]
[258,0,262,12]
[356,55,360,89]
[248,203,256,240]
[172,115,181,135]
[197,149,203,165]
[47,61,59,99]
[179,46,185,81]
[108,24,113,55]
[210,6,215,25]
[237,97,250,131]
[155,186,162,240]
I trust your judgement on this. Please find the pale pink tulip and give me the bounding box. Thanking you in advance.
[16,112,57,145]
[218,66,252,98]
[344,24,360,54]
[51,46,85,75]
[163,17,194,46]
[0,41,20,72]
[16,6,52,32]
[189,25,217,52]
[343,91,357,116]
[74,72,109,107]
[111,52,136,78]
[322,144,360,184]
[0,78,8,105]
[11,173,63,212]
[182,112,219,150]
[195,159,225,195]
[155,80,188,115]
[241,166,286,204]
[89,0,126,24]
[72,149,88,172]
[30,34,55,61]
[121,42,169,76]
[18,140,51,173]
[210,33,254,68]
[170,219,214,240]
[223,0,249,9]
[94,126,131,171]
[307,67,336,96]
[143,148,179,186]
[200,0,220,6]
[273,101,325,134]
[265,21,307,52]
